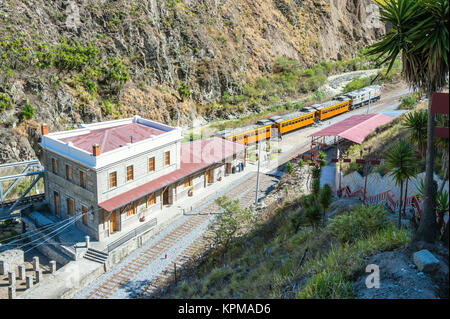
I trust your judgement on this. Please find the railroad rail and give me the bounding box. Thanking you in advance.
[85,172,275,299]
[1,193,46,209]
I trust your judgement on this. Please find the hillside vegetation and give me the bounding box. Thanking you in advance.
[160,196,408,298]
[0,0,385,163]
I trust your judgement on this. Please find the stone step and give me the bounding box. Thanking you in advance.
[84,248,109,264]
[87,247,109,258]
[84,253,107,264]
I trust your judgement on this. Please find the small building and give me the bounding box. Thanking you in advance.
[39,116,246,242]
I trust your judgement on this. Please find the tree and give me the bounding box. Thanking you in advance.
[384,140,419,228]
[311,178,321,198]
[368,0,449,243]
[304,205,321,229]
[403,110,427,156]
[318,184,333,226]
[208,196,251,259]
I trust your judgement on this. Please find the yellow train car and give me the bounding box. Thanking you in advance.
[216,123,272,145]
[312,99,350,121]
[276,111,315,134]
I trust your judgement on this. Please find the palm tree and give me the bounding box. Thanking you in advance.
[368,0,449,243]
[385,140,419,228]
[403,110,427,156]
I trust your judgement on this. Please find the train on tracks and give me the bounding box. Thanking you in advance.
[216,85,381,145]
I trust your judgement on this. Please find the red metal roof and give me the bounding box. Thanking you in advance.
[309,114,394,144]
[98,137,246,211]
[60,123,165,153]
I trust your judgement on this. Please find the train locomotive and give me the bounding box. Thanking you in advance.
[216,85,381,145]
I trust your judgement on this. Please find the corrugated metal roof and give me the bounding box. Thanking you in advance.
[309,113,394,144]
[311,100,344,111]
[98,137,246,212]
[216,123,271,138]
[60,123,165,153]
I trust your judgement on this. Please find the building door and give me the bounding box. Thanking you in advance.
[109,210,119,233]
[162,188,170,206]
[82,206,88,225]
[226,163,232,174]
[67,198,74,216]
[205,169,211,184]
[54,192,60,215]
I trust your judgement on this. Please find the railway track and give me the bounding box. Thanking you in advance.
[138,173,276,299]
[85,172,275,299]
[1,193,45,209]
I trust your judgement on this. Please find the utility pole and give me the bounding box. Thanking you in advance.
[367,91,371,114]
[255,140,261,205]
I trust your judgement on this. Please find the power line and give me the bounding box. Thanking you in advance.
[14,214,84,251]
[0,215,79,244]
[0,206,102,245]
[1,206,99,250]
[22,216,84,253]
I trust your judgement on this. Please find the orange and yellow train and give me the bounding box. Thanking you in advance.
[216,85,381,144]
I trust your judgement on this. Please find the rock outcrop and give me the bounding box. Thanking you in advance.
[0,0,385,163]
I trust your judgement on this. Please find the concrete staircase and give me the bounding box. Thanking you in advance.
[84,248,109,264]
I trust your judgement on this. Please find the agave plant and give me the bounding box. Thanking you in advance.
[403,110,427,156]
[385,140,419,228]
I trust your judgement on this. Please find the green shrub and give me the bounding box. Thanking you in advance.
[286,161,293,174]
[328,204,388,243]
[343,76,373,93]
[297,271,354,299]
[311,178,321,196]
[21,101,34,120]
[101,57,129,93]
[0,93,13,111]
[177,82,191,100]
[312,165,322,179]
[52,39,100,71]
[398,96,417,109]
[304,204,321,228]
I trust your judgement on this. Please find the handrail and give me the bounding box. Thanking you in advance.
[335,185,424,216]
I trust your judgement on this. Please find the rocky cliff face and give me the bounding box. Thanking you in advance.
[0,0,384,163]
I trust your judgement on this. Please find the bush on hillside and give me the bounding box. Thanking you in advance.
[328,204,388,243]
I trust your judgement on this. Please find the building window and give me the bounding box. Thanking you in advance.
[184,177,191,188]
[126,165,134,182]
[109,172,117,189]
[52,158,58,174]
[126,203,136,217]
[164,151,170,166]
[66,198,74,216]
[80,171,86,188]
[65,164,72,181]
[148,157,155,172]
[82,205,88,225]
[147,193,156,207]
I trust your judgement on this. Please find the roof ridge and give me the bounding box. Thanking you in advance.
[338,114,376,136]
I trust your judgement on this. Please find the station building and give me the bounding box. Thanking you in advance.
[39,116,246,241]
